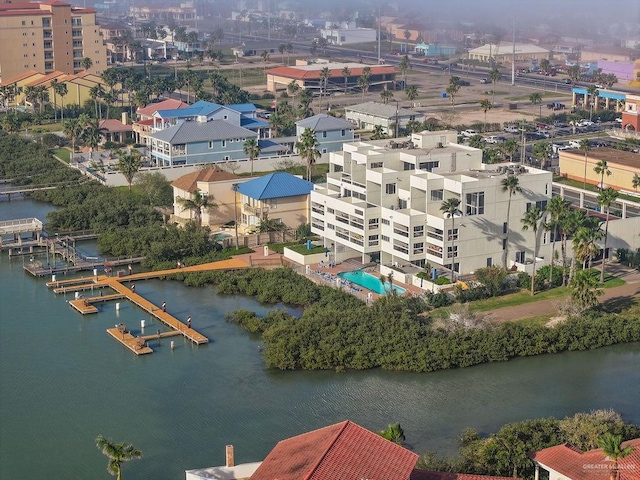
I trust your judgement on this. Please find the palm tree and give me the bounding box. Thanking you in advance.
[380,89,394,104]
[596,433,635,480]
[371,125,387,140]
[593,160,611,190]
[521,206,544,295]
[499,138,519,162]
[632,173,640,193]
[405,85,418,102]
[63,118,84,161]
[586,84,599,121]
[379,423,405,445]
[440,197,461,282]
[50,78,59,122]
[115,149,142,190]
[177,189,217,227]
[598,187,619,283]
[489,67,501,104]
[579,139,591,189]
[358,75,370,102]
[479,98,492,132]
[573,220,604,270]
[54,81,68,123]
[570,269,603,312]
[319,66,331,111]
[285,43,293,66]
[89,84,105,119]
[295,128,320,181]
[529,92,542,118]
[81,56,93,71]
[398,55,410,90]
[278,43,286,64]
[341,66,351,93]
[261,50,269,74]
[287,80,300,113]
[243,138,261,176]
[501,175,521,269]
[544,196,571,285]
[446,76,461,108]
[95,435,142,480]
[82,120,104,156]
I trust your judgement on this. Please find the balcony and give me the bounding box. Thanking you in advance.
[243,204,266,216]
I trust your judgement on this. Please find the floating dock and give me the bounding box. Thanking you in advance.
[107,327,153,355]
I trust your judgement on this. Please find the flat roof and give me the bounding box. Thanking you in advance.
[562,147,640,169]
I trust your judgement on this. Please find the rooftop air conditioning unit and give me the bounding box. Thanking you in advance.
[436,142,443,148]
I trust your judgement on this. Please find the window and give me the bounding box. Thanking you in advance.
[341,129,346,137]
[447,228,458,241]
[486,258,493,267]
[503,239,507,250]
[208,141,214,149]
[221,140,226,147]
[526,200,548,212]
[327,207,334,214]
[322,131,327,138]
[322,148,327,154]
[465,192,485,215]
[447,245,458,258]
[333,164,343,172]
[269,199,277,209]
[413,242,424,254]
[369,218,379,230]
[413,225,424,237]
[430,189,443,201]
[381,218,390,226]
[385,183,396,194]
[516,251,525,263]
[22,20,26,26]
[371,161,383,169]
[419,161,439,172]
[223,115,228,120]
[403,162,414,171]
[381,235,390,242]
[368,235,379,246]
[398,199,407,210]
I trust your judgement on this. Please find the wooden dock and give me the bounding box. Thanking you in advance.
[107,327,153,355]
[49,258,250,354]
[69,293,125,314]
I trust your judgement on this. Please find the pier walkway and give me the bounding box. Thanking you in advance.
[48,258,250,354]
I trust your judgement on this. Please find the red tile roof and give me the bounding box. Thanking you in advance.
[171,167,240,192]
[266,65,397,80]
[250,420,419,480]
[24,71,66,87]
[137,99,189,117]
[411,471,522,480]
[0,70,41,86]
[530,438,640,480]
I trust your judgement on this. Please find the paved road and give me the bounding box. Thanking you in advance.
[485,264,640,323]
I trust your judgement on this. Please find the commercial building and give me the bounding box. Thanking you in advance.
[467,43,550,65]
[0,0,107,83]
[622,93,640,131]
[558,147,640,192]
[265,62,396,94]
[414,43,456,57]
[310,131,553,276]
[320,27,376,46]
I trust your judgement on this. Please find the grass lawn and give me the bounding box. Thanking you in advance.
[52,148,70,163]
[582,268,626,288]
[268,241,304,254]
[515,315,554,327]
[466,287,570,313]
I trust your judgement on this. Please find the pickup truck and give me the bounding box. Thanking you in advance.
[461,129,478,138]
[547,102,566,110]
[504,125,519,133]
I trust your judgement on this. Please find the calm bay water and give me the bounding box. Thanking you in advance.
[1,198,639,480]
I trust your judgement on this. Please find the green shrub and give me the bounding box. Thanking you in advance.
[434,276,451,285]
[517,272,531,289]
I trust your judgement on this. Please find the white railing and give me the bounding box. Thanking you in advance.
[0,217,44,235]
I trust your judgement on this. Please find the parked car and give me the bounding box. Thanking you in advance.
[485,136,507,144]
[578,120,594,127]
[568,140,581,149]
[461,129,478,138]
[536,130,551,138]
[563,78,572,84]
[504,125,519,133]
[480,78,489,84]
[615,118,623,123]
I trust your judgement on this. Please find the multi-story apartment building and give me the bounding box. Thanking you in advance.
[310,131,553,276]
[0,0,107,83]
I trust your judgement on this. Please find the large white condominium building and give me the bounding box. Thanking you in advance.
[310,131,554,276]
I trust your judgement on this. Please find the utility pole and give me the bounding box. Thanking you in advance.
[511,20,516,86]
[377,0,381,62]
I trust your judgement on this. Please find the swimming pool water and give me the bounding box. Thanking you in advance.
[338,270,406,295]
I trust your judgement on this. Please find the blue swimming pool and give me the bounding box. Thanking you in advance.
[338,270,406,295]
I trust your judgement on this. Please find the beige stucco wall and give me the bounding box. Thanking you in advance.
[559,151,640,191]
[240,194,309,232]
[173,178,247,229]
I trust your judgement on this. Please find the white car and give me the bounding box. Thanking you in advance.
[578,120,594,127]
[504,126,519,133]
[615,118,623,124]
[485,136,507,144]
[568,140,581,149]
[461,129,478,138]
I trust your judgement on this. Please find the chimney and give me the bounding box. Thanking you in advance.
[225,445,235,468]
[121,111,128,125]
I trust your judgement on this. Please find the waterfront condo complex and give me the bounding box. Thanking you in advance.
[310,131,554,277]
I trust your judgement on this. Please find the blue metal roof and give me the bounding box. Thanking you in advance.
[156,106,202,118]
[572,87,626,101]
[228,103,257,113]
[236,172,314,200]
[241,117,269,129]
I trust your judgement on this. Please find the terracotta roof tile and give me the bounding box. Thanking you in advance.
[137,99,189,117]
[0,70,41,86]
[99,119,132,132]
[250,420,419,480]
[411,471,522,480]
[530,438,640,480]
[171,167,240,192]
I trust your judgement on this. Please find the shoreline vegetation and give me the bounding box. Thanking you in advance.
[2,132,639,373]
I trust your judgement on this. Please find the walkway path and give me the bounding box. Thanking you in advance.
[486,266,640,323]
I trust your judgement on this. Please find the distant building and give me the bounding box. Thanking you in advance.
[295,114,355,153]
[0,0,107,83]
[467,43,550,64]
[597,60,635,83]
[320,27,376,46]
[414,43,456,57]
[265,62,396,94]
[344,101,418,135]
[623,94,640,131]
[580,45,639,63]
